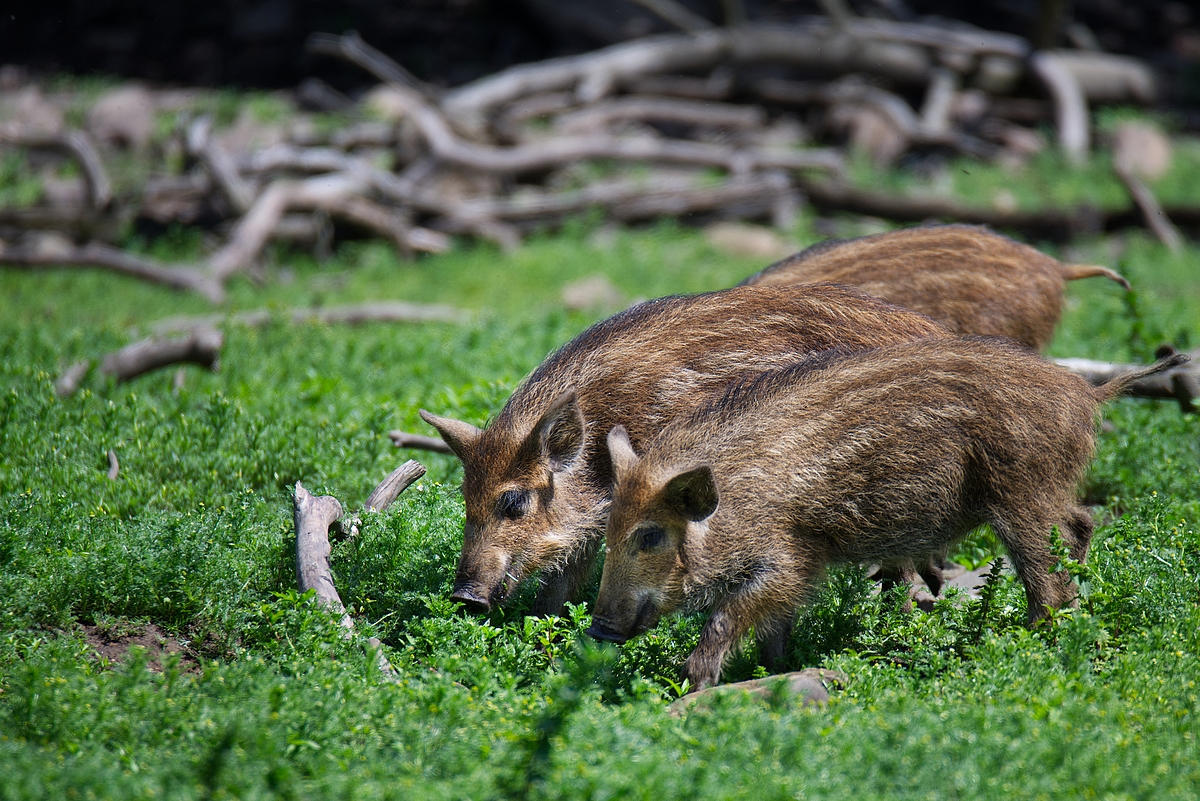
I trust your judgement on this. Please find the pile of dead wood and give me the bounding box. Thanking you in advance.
[0,3,1188,305]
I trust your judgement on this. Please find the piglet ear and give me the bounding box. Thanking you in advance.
[534,390,585,472]
[662,465,719,522]
[419,410,482,461]
[606,425,639,481]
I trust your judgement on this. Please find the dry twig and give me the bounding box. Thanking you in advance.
[389,430,453,454]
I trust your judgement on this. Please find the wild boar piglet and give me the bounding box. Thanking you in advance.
[588,338,1186,689]
[419,285,949,616]
[740,224,1130,350]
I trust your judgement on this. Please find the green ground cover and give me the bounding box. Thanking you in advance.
[2,166,1200,797]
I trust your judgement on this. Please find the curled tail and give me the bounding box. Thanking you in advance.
[1060,263,1132,291]
[1095,352,1191,401]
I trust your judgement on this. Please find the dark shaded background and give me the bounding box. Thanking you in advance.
[1,0,1197,97]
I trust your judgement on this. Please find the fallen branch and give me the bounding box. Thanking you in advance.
[1030,51,1089,164]
[100,327,223,383]
[208,173,363,281]
[1056,352,1199,413]
[294,461,427,679]
[0,238,225,302]
[187,115,257,215]
[294,483,354,630]
[56,327,225,397]
[146,301,468,337]
[389,430,453,454]
[1112,140,1182,252]
[0,128,113,209]
[319,70,844,176]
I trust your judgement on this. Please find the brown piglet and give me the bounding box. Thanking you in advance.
[419,285,949,616]
[589,339,1185,689]
[739,224,1129,350]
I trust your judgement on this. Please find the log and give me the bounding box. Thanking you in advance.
[389,430,453,454]
[1055,352,1199,413]
[0,129,113,209]
[0,238,225,303]
[1030,51,1089,164]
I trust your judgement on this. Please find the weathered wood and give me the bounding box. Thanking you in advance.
[389,430,453,454]
[0,238,225,303]
[364,460,427,513]
[187,115,256,215]
[294,482,353,629]
[99,327,224,383]
[1030,51,1089,164]
[294,465,425,679]
[0,129,113,209]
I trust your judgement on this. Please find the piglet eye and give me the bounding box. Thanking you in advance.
[636,523,667,551]
[496,489,531,520]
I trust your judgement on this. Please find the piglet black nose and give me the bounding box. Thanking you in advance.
[585,623,627,644]
[450,587,491,614]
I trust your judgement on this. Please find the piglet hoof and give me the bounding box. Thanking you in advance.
[667,668,846,717]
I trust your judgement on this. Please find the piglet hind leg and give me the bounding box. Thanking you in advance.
[755,613,795,675]
[990,511,1079,624]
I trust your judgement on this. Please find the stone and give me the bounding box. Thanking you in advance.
[88,85,155,148]
[704,221,790,260]
[1111,121,1172,181]
[667,668,846,717]
[562,274,624,312]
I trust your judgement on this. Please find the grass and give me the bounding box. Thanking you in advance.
[2,147,1200,797]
